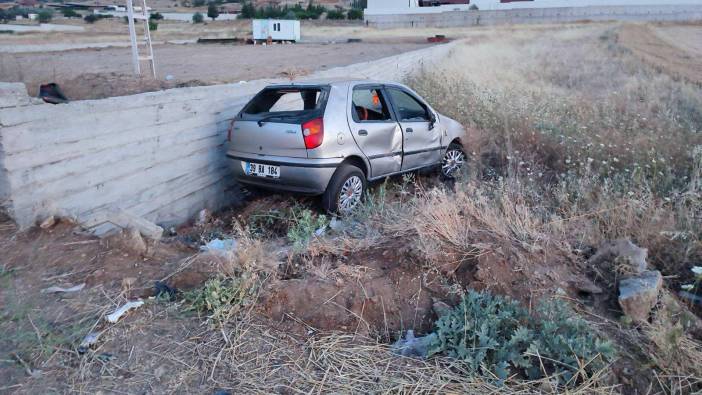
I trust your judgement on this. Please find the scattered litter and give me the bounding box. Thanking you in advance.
[200,238,237,255]
[11,352,42,378]
[154,280,178,300]
[314,225,326,236]
[41,283,85,294]
[39,82,68,104]
[106,300,144,323]
[196,208,210,226]
[78,332,101,354]
[165,74,174,81]
[392,330,437,358]
[39,215,57,229]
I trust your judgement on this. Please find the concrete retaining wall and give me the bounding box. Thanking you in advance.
[0,42,456,230]
[365,4,702,28]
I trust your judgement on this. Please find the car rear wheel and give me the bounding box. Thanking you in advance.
[441,143,467,178]
[322,164,366,215]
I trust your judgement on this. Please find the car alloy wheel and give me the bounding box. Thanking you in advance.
[441,147,466,177]
[338,175,363,213]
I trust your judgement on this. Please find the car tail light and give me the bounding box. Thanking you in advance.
[302,117,324,150]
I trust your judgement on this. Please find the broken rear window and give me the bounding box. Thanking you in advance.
[243,87,328,115]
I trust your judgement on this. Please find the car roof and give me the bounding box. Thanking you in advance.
[266,78,403,89]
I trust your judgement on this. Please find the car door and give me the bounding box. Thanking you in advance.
[347,85,403,178]
[386,86,441,171]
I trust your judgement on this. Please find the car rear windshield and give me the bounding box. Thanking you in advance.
[240,86,329,122]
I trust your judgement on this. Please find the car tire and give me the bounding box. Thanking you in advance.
[322,164,366,215]
[441,143,467,179]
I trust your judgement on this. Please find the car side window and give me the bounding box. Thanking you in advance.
[352,88,392,122]
[387,88,430,122]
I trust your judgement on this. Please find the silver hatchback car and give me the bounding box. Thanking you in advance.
[226,79,468,213]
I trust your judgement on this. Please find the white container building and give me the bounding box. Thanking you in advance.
[252,19,301,42]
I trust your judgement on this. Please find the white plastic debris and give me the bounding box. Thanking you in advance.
[41,283,85,293]
[165,74,174,81]
[195,208,210,226]
[106,300,144,323]
[200,238,237,256]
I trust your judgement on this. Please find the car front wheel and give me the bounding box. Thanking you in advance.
[441,143,467,178]
[322,164,366,215]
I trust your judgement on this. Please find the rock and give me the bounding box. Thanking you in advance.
[40,215,57,229]
[121,277,137,290]
[589,239,648,275]
[124,228,148,255]
[432,298,452,317]
[618,270,663,322]
[567,275,603,295]
[107,228,148,255]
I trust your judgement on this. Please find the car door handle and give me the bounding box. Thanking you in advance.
[406,128,413,133]
[358,129,368,136]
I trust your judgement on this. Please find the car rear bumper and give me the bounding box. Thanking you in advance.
[226,151,341,195]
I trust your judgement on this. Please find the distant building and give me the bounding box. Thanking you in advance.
[252,19,301,42]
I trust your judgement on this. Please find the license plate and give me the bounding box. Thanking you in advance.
[243,162,280,178]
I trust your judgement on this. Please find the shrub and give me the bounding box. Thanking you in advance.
[184,276,258,323]
[240,1,255,18]
[347,8,362,20]
[207,2,219,20]
[192,12,204,23]
[83,13,98,23]
[148,19,157,30]
[192,0,205,6]
[287,207,327,252]
[61,8,80,18]
[326,9,344,20]
[469,4,479,10]
[37,9,53,23]
[149,11,163,20]
[428,291,616,386]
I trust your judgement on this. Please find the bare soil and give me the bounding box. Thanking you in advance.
[0,41,430,100]
[618,24,702,86]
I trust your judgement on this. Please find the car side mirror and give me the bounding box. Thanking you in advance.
[428,113,437,130]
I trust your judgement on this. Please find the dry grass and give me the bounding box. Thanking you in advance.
[113,311,618,394]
